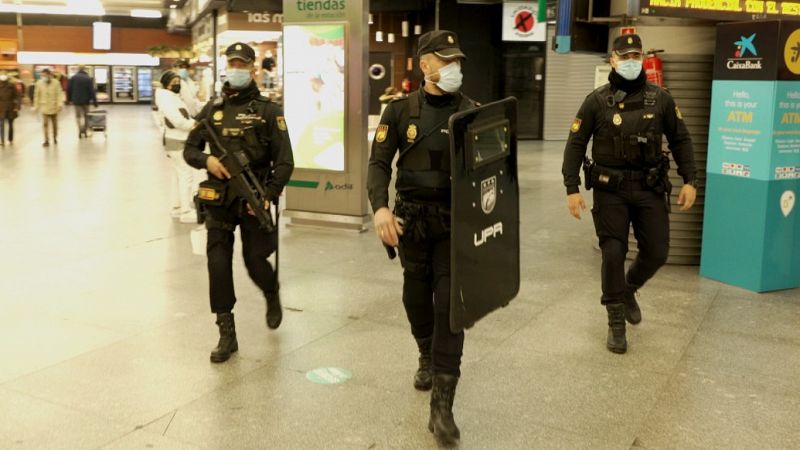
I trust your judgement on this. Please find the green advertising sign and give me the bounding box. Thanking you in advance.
[284,0,347,22]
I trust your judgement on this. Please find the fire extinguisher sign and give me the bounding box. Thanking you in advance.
[502,2,546,42]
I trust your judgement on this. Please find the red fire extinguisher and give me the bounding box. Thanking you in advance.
[644,49,665,87]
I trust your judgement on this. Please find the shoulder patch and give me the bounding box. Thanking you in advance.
[675,106,683,120]
[375,124,389,143]
[570,118,582,133]
[276,116,287,131]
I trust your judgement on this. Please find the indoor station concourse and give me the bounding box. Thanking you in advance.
[0,0,798,449]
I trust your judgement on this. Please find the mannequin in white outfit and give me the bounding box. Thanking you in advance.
[155,70,199,223]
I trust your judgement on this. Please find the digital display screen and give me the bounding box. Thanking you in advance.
[640,0,800,21]
[283,24,346,171]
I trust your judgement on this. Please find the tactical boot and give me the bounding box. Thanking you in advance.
[265,292,282,330]
[210,312,238,363]
[428,373,460,447]
[623,285,642,325]
[606,303,627,354]
[414,337,433,391]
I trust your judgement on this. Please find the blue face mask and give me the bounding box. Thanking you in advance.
[615,59,643,81]
[178,68,189,80]
[226,69,251,89]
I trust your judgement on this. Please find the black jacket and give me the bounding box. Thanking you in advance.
[183,81,294,202]
[562,71,697,195]
[66,71,96,105]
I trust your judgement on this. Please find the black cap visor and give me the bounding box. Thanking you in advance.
[433,48,466,60]
[228,54,254,64]
[614,47,643,56]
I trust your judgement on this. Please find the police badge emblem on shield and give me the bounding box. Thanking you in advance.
[481,176,497,215]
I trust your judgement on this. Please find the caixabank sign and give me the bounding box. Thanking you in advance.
[702,20,800,292]
[714,20,800,80]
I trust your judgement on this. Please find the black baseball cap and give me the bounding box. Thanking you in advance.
[417,30,466,60]
[612,34,643,55]
[225,42,256,64]
[174,59,190,68]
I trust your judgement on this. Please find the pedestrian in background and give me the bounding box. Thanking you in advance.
[67,65,98,138]
[0,71,21,146]
[155,70,200,223]
[33,68,63,147]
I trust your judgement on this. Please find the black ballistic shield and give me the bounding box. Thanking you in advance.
[449,98,520,333]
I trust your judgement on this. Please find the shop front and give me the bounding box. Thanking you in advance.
[192,8,284,102]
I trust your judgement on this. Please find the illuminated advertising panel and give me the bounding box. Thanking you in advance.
[93,22,111,50]
[640,0,800,21]
[283,24,346,171]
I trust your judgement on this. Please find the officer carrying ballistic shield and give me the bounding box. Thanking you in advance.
[367,30,478,447]
[562,34,698,354]
[184,42,294,364]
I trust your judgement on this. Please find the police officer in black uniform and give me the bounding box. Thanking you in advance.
[367,30,477,447]
[184,42,294,363]
[562,34,698,354]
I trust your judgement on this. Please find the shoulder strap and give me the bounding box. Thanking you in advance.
[397,115,451,165]
[644,84,658,106]
[408,89,423,118]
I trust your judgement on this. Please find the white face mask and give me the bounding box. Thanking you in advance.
[427,61,463,93]
[615,59,643,81]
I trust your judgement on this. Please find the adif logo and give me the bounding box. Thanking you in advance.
[727,33,763,70]
[474,222,503,247]
[781,190,795,217]
[324,182,353,191]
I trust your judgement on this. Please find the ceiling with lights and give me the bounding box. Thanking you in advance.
[0,0,186,16]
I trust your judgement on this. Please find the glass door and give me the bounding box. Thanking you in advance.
[94,66,111,103]
[136,67,153,103]
[111,66,137,103]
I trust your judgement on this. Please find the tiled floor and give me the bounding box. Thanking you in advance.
[1,106,798,449]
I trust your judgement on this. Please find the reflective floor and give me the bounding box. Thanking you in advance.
[1,106,798,449]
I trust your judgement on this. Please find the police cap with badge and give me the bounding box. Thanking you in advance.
[417,30,467,60]
[225,42,256,64]
[612,34,643,55]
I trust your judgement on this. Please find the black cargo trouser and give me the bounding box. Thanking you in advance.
[206,199,278,314]
[396,201,464,377]
[591,178,670,305]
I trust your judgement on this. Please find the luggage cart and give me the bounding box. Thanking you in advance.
[87,110,108,137]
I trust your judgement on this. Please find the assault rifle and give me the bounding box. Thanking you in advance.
[200,119,275,233]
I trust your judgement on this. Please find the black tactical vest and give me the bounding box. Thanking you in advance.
[208,96,273,172]
[393,89,476,190]
[591,83,664,168]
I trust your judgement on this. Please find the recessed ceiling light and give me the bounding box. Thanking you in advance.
[131,9,162,18]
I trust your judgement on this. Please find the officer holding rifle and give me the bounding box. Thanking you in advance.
[184,42,294,363]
